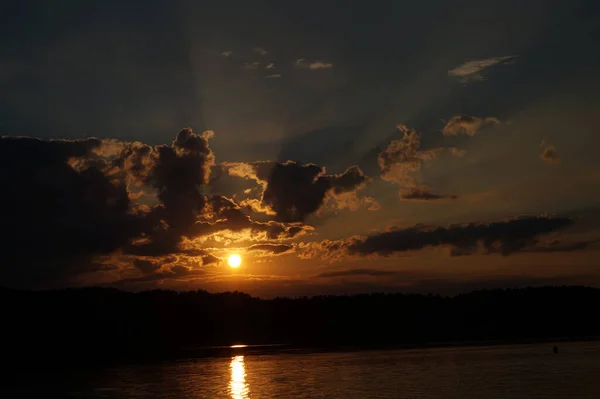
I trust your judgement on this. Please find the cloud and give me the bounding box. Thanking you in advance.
[246,243,294,255]
[4,121,589,291]
[1,128,316,287]
[295,59,333,69]
[378,125,437,183]
[221,51,233,57]
[449,147,467,157]
[442,116,500,136]
[448,55,517,82]
[378,124,456,200]
[265,74,281,79]
[315,269,399,278]
[202,253,220,265]
[540,141,559,163]
[348,216,576,257]
[0,136,146,287]
[298,239,352,262]
[226,161,371,222]
[186,195,311,241]
[527,239,599,253]
[128,128,216,255]
[114,267,206,285]
[243,62,260,70]
[133,258,163,274]
[254,47,268,56]
[400,187,458,201]
[302,216,583,260]
[265,62,275,69]
[323,191,380,212]
[308,61,333,69]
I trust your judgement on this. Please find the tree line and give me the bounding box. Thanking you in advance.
[2,285,599,367]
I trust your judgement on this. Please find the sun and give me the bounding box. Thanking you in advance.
[228,254,242,268]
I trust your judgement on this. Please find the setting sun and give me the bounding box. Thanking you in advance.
[228,254,242,268]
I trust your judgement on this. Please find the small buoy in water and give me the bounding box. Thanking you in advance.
[553,345,558,354]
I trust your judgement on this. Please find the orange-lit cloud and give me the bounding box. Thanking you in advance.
[442,116,499,136]
[540,141,559,163]
[225,161,373,222]
[378,124,456,200]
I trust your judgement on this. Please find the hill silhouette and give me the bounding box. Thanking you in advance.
[2,285,599,367]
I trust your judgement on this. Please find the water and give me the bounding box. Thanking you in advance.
[9,341,600,398]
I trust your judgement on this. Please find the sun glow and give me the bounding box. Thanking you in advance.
[228,254,242,268]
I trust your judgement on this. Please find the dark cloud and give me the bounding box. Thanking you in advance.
[0,136,102,162]
[188,195,253,237]
[526,239,599,253]
[0,129,297,288]
[122,231,183,257]
[133,259,163,274]
[348,216,576,257]
[117,141,155,186]
[171,265,192,276]
[326,166,369,195]
[442,116,499,136]
[256,162,326,222]
[114,267,206,286]
[186,195,310,240]
[0,136,148,288]
[226,161,370,222]
[400,187,458,201]
[123,128,220,256]
[131,253,216,275]
[302,216,583,260]
[315,269,398,278]
[247,243,294,255]
[260,221,312,240]
[202,254,220,265]
[152,128,214,231]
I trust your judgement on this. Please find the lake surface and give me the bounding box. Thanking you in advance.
[8,341,600,398]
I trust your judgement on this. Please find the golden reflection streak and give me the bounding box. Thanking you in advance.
[229,355,249,399]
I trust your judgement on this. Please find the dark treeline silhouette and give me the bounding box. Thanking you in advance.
[2,285,600,367]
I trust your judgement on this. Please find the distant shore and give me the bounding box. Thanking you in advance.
[3,285,600,371]
[173,335,600,362]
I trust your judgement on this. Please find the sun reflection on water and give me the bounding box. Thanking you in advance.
[229,355,249,399]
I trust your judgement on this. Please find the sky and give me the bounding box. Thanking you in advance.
[1,0,600,297]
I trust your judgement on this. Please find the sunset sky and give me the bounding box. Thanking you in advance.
[2,0,599,297]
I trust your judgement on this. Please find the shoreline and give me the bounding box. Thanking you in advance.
[176,335,600,359]
[4,336,599,381]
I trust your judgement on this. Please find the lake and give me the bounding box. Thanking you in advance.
[6,341,600,398]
